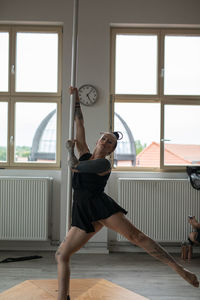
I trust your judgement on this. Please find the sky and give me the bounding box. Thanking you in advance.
[115,35,200,95]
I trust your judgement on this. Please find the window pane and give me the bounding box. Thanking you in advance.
[164,105,200,166]
[0,32,9,92]
[114,103,160,167]
[115,35,158,94]
[0,102,8,162]
[16,32,58,93]
[164,36,200,95]
[15,102,57,163]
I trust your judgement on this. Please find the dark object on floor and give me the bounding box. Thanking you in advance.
[0,255,42,263]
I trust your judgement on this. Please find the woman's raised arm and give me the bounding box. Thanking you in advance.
[70,87,89,157]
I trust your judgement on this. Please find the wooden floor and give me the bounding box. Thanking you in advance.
[0,278,149,300]
[0,251,200,300]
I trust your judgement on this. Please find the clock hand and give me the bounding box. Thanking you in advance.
[87,88,93,96]
[87,94,91,101]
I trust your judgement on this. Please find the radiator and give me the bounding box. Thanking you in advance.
[118,178,200,242]
[0,177,52,241]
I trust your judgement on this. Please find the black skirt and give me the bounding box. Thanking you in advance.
[71,190,127,233]
[71,153,127,233]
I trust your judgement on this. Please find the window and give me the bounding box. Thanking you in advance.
[0,32,9,92]
[164,36,200,95]
[0,25,62,168]
[15,32,59,93]
[164,105,200,166]
[115,34,158,95]
[111,28,200,170]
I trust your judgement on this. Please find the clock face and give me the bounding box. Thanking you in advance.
[78,85,98,106]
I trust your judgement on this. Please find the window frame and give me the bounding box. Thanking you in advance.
[0,25,62,169]
[110,27,200,172]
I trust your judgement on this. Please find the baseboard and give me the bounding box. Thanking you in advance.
[1,240,197,255]
[0,240,59,251]
[0,240,108,254]
[108,241,199,254]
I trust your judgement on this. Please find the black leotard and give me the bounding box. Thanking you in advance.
[71,153,127,233]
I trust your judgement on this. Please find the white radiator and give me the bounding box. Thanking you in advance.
[118,178,200,242]
[0,177,52,241]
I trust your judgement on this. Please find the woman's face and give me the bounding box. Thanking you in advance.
[96,133,117,155]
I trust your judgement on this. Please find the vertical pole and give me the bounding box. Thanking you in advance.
[66,0,79,233]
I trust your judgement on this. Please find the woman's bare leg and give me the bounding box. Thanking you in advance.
[55,222,103,300]
[100,213,199,288]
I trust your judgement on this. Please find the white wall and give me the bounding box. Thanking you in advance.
[0,0,200,246]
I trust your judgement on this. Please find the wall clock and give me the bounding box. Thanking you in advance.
[78,84,98,106]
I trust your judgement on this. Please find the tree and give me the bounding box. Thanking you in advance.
[135,140,147,155]
[15,146,31,158]
[0,147,6,161]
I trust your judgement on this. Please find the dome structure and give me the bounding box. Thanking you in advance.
[29,109,56,161]
[29,109,135,166]
[114,112,136,166]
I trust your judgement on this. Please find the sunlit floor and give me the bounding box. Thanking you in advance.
[0,251,199,300]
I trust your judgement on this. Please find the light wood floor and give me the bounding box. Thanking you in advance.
[0,251,200,300]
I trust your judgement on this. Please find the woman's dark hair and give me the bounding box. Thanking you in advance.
[111,131,123,153]
[112,131,123,141]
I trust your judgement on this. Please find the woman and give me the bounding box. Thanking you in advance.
[56,88,199,300]
[189,216,200,245]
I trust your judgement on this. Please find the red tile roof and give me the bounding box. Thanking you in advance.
[165,144,200,163]
[135,142,200,167]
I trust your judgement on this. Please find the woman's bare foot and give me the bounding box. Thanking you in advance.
[175,266,199,287]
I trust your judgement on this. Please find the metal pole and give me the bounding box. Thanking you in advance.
[66,0,79,233]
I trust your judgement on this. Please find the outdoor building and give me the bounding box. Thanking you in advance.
[136,142,200,167]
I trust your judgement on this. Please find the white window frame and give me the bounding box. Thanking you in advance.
[110,27,200,172]
[0,25,62,169]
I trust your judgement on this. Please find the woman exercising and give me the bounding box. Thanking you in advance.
[188,216,200,245]
[56,87,199,300]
